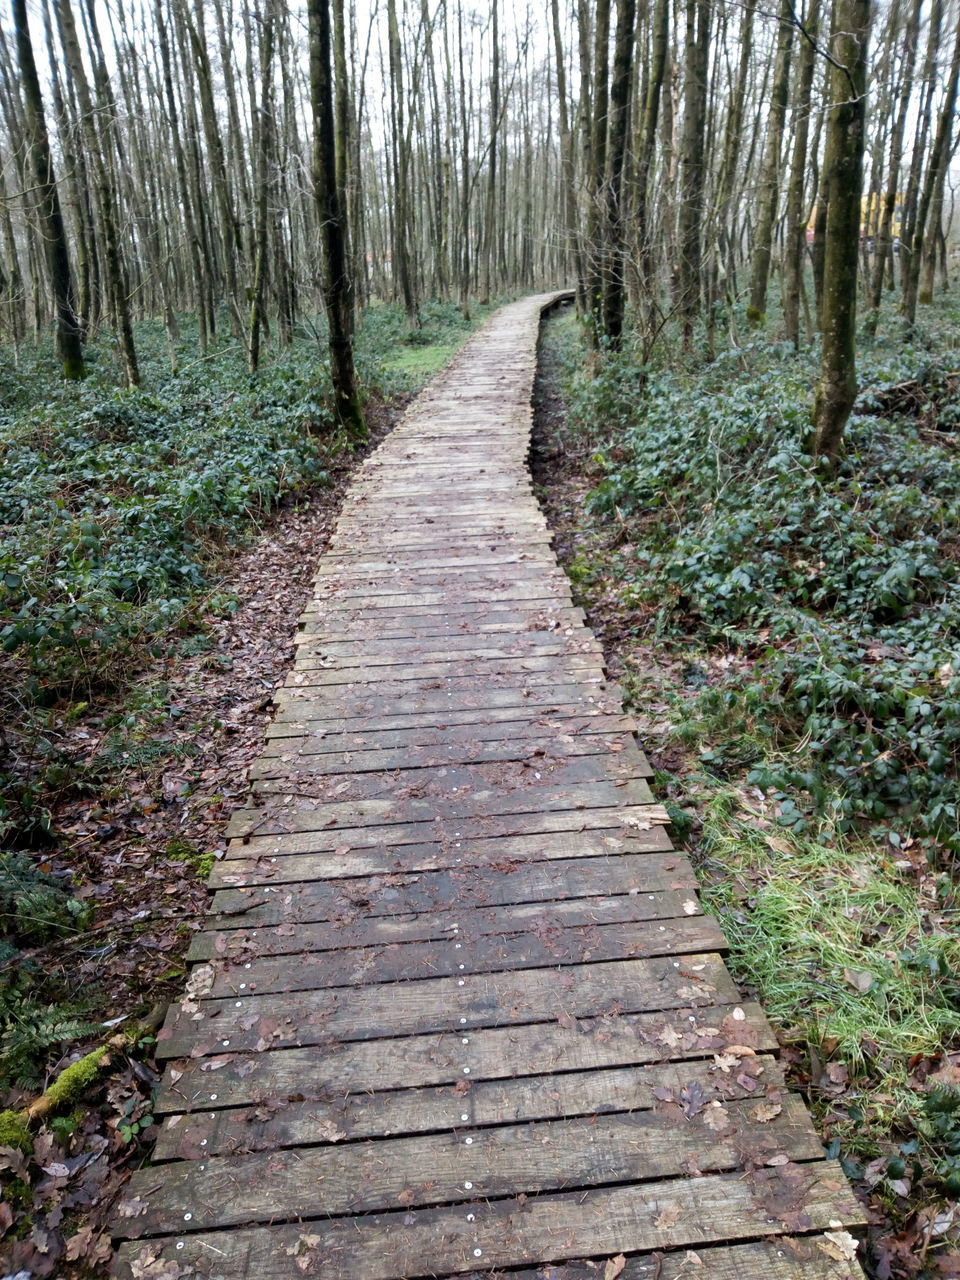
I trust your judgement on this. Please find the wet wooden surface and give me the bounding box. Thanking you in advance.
[113,294,865,1278]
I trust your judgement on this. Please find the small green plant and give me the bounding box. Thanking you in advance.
[165,838,214,880]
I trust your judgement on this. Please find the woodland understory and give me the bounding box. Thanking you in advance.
[0,304,492,1277]
[4,0,960,1270]
[533,294,960,1279]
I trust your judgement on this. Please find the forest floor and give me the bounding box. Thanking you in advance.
[0,300,497,1276]
[531,297,960,1280]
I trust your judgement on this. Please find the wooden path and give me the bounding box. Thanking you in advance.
[114,294,865,1279]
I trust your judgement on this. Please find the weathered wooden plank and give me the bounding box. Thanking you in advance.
[287,656,604,688]
[156,953,737,1059]
[246,754,649,803]
[314,550,559,572]
[293,639,602,670]
[313,566,570,595]
[212,818,674,885]
[154,1052,786,1159]
[295,626,597,655]
[254,729,649,777]
[266,699,628,739]
[154,997,777,1115]
[194,882,703,957]
[279,665,607,702]
[199,911,724,997]
[437,1240,867,1280]
[227,778,658,839]
[205,851,694,927]
[121,1094,820,1236]
[299,609,588,640]
[260,710,633,753]
[116,1160,863,1280]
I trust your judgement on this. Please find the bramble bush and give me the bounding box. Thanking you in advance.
[576,317,960,859]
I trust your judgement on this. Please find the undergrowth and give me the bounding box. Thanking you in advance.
[0,297,488,1093]
[543,292,960,1271]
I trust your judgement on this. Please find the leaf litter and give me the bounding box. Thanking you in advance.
[0,408,399,1277]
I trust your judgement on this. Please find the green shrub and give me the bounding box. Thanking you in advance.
[578,328,960,858]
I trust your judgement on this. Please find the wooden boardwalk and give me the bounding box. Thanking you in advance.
[114,294,865,1279]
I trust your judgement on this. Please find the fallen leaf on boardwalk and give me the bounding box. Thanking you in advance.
[682,899,698,915]
[713,1052,741,1073]
[680,1081,708,1117]
[117,1197,149,1218]
[557,1009,577,1030]
[816,1230,860,1261]
[654,1205,682,1230]
[702,1103,731,1131]
[316,1120,347,1142]
[749,1095,783,1123]
[452,1078,472,1096]
[604,1254,626,1279]
[657,1024,683,1048]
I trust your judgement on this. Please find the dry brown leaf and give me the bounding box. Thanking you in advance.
[702,1103,731,1132]
[604,1254,627,1279]
[749,1099,783,1123]
[816,1230,860,1262]
[654,1204,682,1230]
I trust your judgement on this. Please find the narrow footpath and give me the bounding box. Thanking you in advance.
[114,294,865,1279]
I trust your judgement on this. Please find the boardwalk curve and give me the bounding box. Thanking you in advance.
[114,294,865,1279]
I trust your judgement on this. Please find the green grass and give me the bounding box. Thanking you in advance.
[696,786,960,1066]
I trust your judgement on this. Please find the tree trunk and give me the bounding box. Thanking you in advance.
[12,0,84,378]
[307,0,364,435]
[675,0,709,349]
[601,0,637,347]
[783,0,820,349]
[747,0,794,324]
[867,0,920,330]
[902,11,960,327]
[812,0,871,465]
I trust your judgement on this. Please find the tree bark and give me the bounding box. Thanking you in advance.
[747,0,794,324]
[812,0,871,465]
[12,0,84,378]
[783,0,820,349]
[602,0,637,347]
[307,0,364,435]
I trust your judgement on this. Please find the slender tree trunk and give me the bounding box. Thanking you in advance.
[12,0,84,378]
[812,0,871,465]
[249,0,276,373]
[551,0,584,296]
[584,0,610,344]
[867,0,920,330]
[57,0,139,384]
[307,0,364,435]
[747,0,794,324]
[783,0,820,348]
[635,0,669,323]
[902,11,960,327]
[675,0,709,349]
[602,0,637,346]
